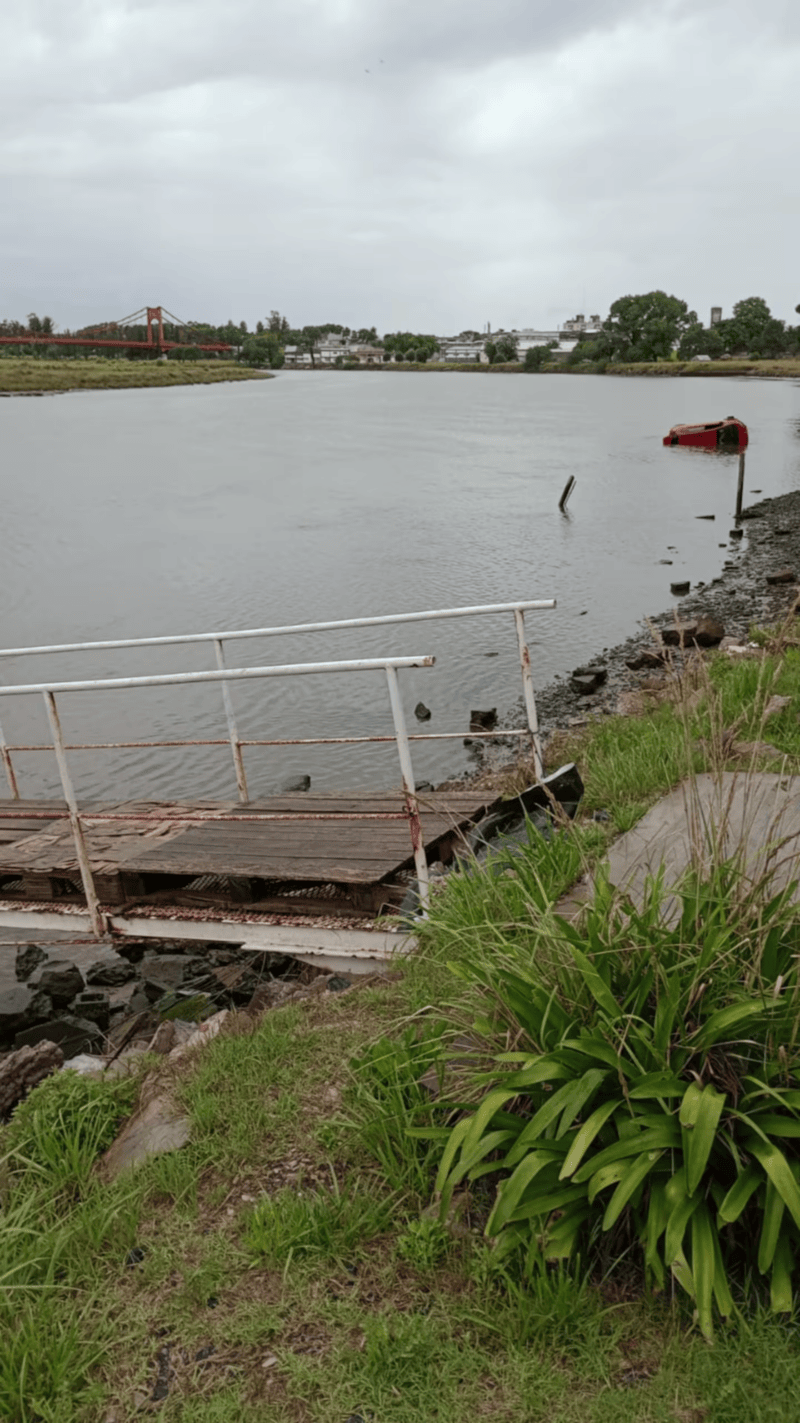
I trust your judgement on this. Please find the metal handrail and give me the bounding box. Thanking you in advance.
[0,600,555,658]
[0,599,555,800]
[0,655,436,934]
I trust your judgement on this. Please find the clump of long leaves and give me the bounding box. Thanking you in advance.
[434,857,800,1338]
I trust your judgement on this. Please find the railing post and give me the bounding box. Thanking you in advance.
[384,664,430,913]
[214,638,249,802]
[513,608,543,781]
[0,713,19,798]
[42,691,104,937]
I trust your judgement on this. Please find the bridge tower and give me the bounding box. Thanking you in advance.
[146,307,165,348]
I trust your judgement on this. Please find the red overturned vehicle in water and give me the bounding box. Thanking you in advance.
[663,416,748,449]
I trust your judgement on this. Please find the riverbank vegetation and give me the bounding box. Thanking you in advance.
[0,357,272,394]
[3,619,800,1420]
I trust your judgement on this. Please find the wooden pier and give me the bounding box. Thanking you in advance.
[0,790,493,923]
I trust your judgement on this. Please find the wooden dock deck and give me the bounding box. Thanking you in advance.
[0,790,494,922]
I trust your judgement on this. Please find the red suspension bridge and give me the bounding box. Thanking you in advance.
[0,306,233,355]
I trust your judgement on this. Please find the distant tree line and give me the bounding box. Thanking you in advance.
[4,298,799,368]
[573,292,800,365]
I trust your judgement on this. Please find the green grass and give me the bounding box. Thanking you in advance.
[0,355,272,392]
[1,638,800,1418]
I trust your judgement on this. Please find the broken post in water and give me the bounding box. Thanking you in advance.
[735,449,745,521]
[559,475,576,511]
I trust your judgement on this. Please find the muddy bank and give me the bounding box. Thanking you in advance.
[499,487,800,753]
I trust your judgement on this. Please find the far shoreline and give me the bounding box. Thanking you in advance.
[282,358,800,380]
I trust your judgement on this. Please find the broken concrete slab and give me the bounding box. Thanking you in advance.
[15,1014,104,1057]
[99,1093,191,1179]
[604,772,800,910]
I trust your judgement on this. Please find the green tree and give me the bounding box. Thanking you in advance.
[383,331,439,361]
[494,334,518,363]
[677,322,724,360]
[240,333,285,368]
[267,310,290,333]
[484,339,497,364]
[596,291,697,362]
[525,341,557,370]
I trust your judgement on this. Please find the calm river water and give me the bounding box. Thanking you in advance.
[1,372,799,799]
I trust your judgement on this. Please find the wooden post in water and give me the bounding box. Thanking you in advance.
[735,449,745,521]
[559,475,576,511]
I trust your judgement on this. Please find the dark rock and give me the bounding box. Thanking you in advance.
[695,514,715,520]
[31,960,84,1006]
[141,955,210,999]
[570,666,607,694]
[70,990,110,1031]
[766,569,795,585]
[694,616,725,647]
[0,1040,64,1116]
[326,975,353,993]
[14,943,49,982]
[0,986,53,1041]
[414,701,431,721]
[775,528,792,536]
[625,648,666,671]
[281,775,310,792]
[14,1015,104,1056]
[658,559,673,565]
[670,581,690,595]
[114,940,147,964]
[85,955,136,986]
[415,780,434,792]
[729,528,744,539]
[469,708,497,731]
[661,622,698,647]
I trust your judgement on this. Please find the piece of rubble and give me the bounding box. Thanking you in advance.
[694,616,725,647]
[85,956,137,986]
[14,1015,104,1057]
[14,944,49,982]
[661,621,698,647]
[98,1093,191,1179]
[766,570,796,585]
[0,1040,64,1115]
[571,666,607,694]
[31,961,84,1006]
[0,986,53,1042]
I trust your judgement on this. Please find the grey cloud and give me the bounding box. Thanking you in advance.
[1,0,797,332]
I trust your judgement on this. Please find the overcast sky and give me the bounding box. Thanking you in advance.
[2,0,797,334]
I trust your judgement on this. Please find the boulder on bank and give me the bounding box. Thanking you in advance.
[571,665,607,695]
[30,960,84,1006]
[0,1040,64,1117]
[0,986,54,1043]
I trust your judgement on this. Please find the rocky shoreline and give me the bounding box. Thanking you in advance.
[503,487,800,749]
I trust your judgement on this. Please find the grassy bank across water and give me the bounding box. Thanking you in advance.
[3,608,800,1420]
[307,358,800,377]
[0,357,273,394]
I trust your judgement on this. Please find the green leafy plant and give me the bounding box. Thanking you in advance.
[434,853,800,1338]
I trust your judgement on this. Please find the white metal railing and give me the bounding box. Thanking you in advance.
[0,656,436,933]
[0,600,555,802]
